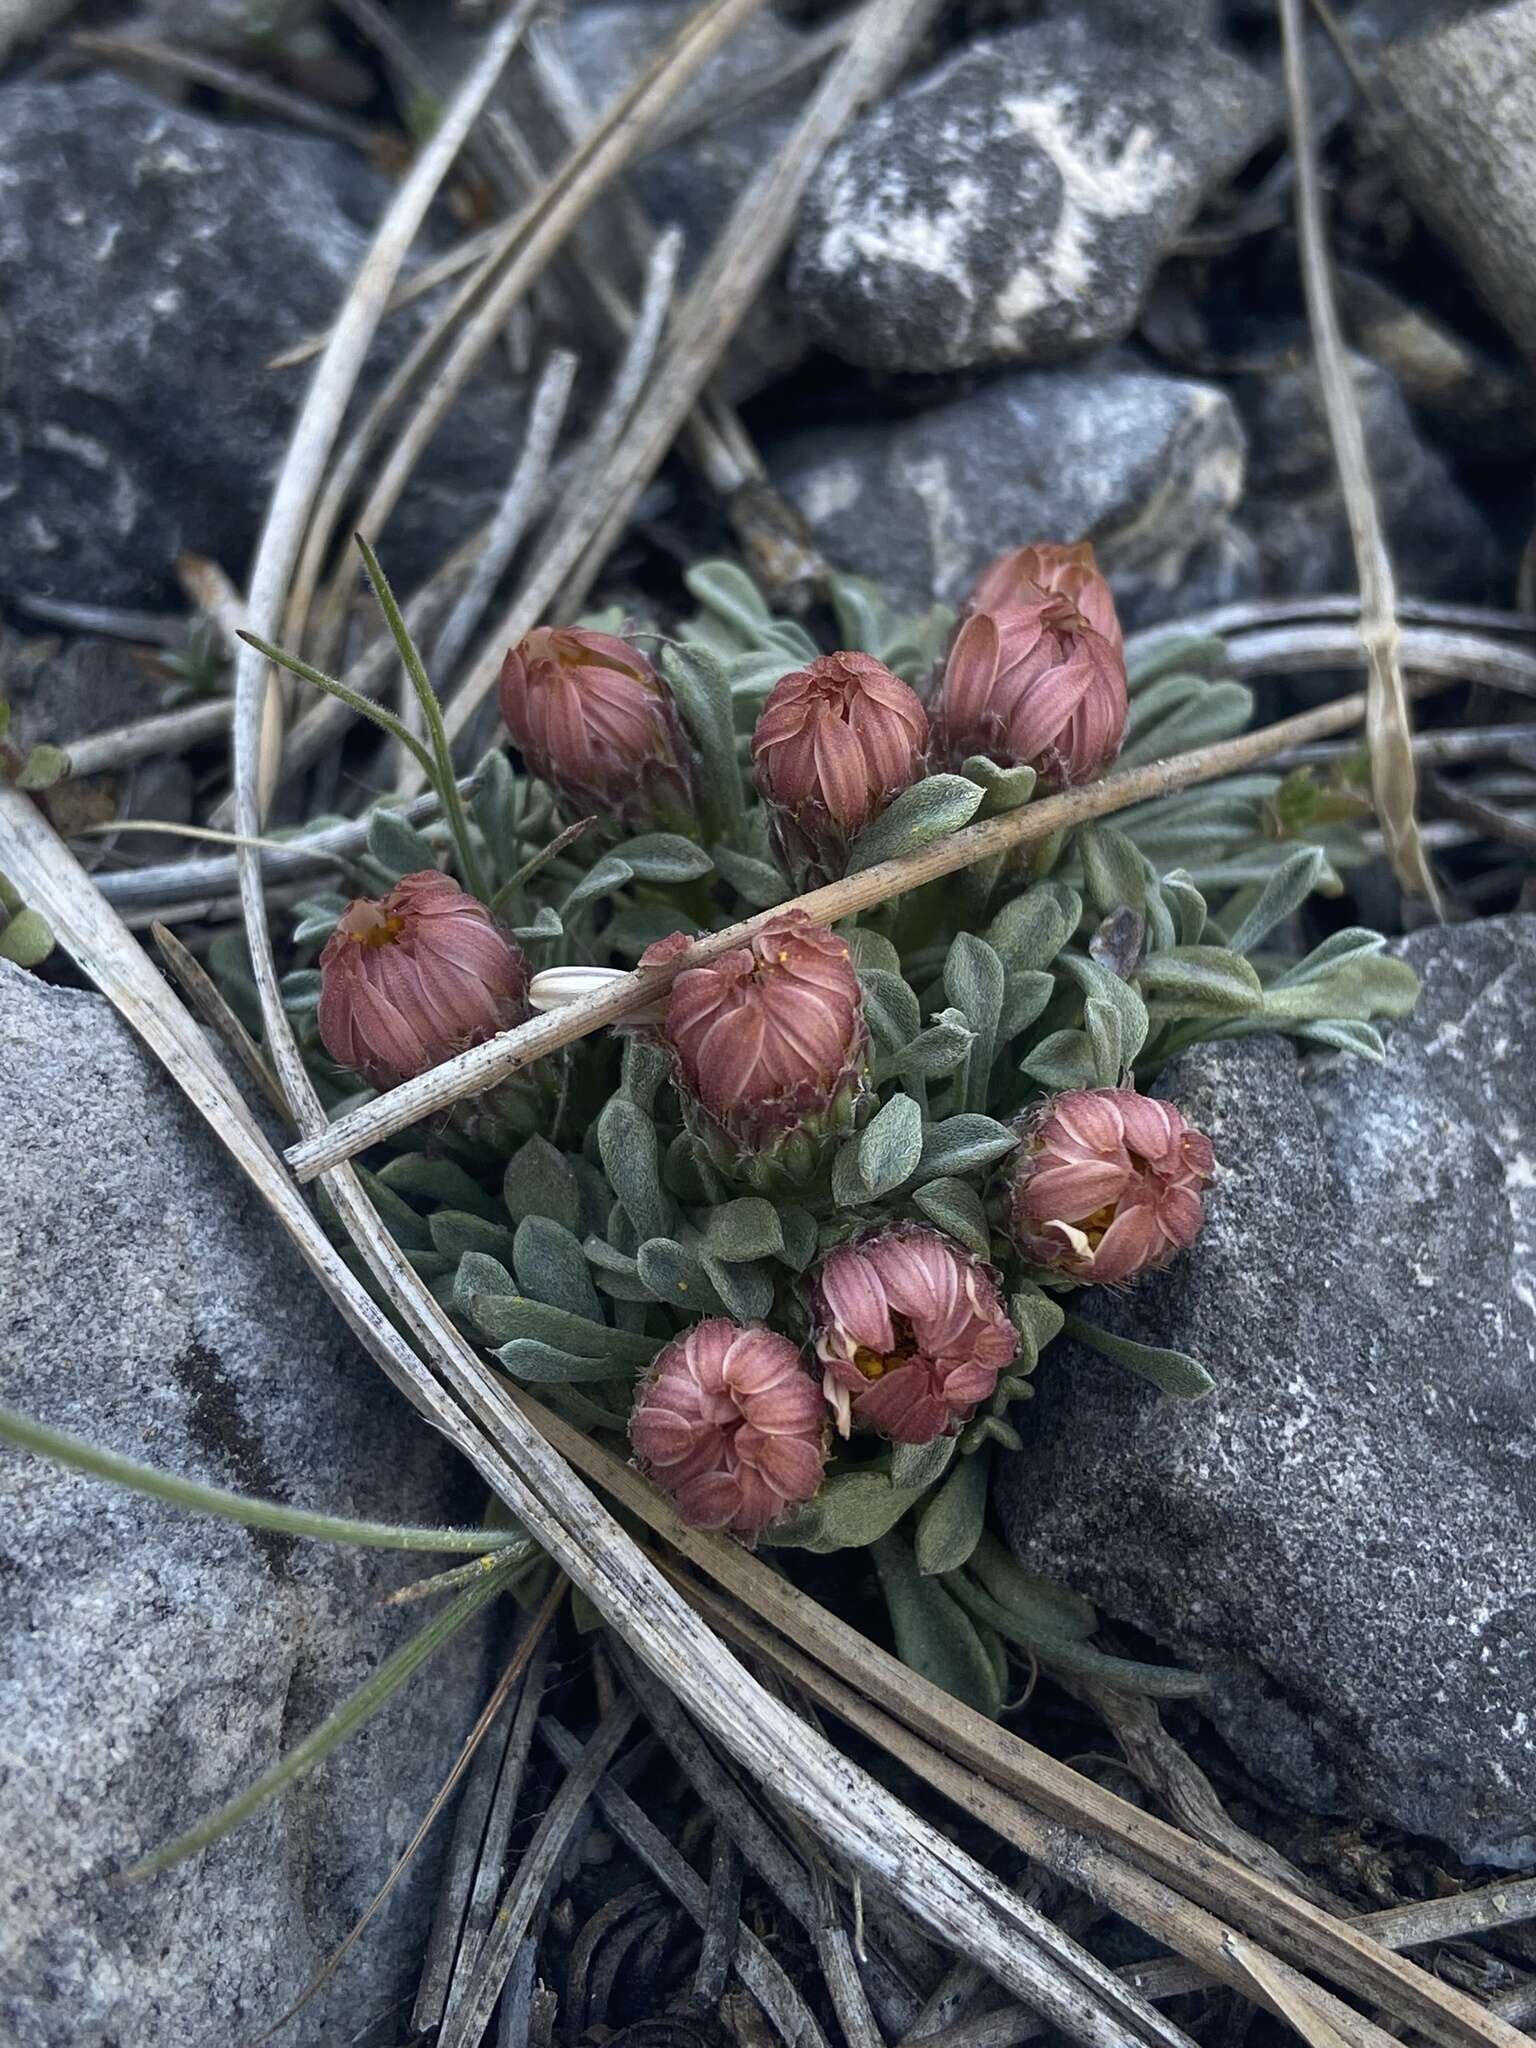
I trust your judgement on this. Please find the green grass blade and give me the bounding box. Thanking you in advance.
[120,1549,522,1878]
[236,629,439,787]
[0,1403,528,1556]
[353,535,488,901]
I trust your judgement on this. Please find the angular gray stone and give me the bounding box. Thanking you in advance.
[0,961,494,2045]
[769,357,1251,623]
[997,918,1536,1868]
[1383,2,1536,369]
[788,14,1275,374]
[0,74,520,607]
[1233,353,1502,603]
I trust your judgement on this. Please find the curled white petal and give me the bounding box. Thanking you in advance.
[527,966,630,1013]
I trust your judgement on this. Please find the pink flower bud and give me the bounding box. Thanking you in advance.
[660,910,869,1187]
[1007,1087,1215,1286]
[317,870,529,1090]
[498,626,696,833]
[934,544,1128,790]
[751,652,928,887]
[812,1225,1018,1444]
[964,540,1124,655]
[630,1319,826,1537]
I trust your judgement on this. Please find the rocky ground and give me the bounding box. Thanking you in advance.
[3,2,1536,2044]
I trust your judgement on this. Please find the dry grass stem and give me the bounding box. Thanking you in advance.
[287,681,1379,1180]
[430,347,579,686]
[223,0,539,822]
[67,29,378,147]
[430,0,945,763]
[1279,0,1439,907]
[59,701,234,780]
[298,0,772,664]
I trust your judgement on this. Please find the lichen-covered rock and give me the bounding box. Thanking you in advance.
[0,74,519,606]
[770,357,1250,623]
[0,961,493,2045]
[997,919,1536,1868]
[788,13,1275,374]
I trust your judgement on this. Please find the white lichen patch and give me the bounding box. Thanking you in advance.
[812,163,985,290]
[987,88,1182,349]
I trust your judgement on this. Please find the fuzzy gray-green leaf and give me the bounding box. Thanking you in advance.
[911,1178,991,1258]
[599,1097,673,1243]
[858,1093,924,1197]
[1064,1313,1215,1398]
[847,775,983,873]
[914,1448,990,1576]
[504,1133,582,1233]
[514,1215,603,1321]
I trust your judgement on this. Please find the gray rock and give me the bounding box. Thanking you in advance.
[0,961,495,2044]
[788,15,1275,374]
[770,357,1250,622]
[1382,1,1536,368]
[1233,353,1502,602]
[0,74,520,607]
[996,918,1536,1868]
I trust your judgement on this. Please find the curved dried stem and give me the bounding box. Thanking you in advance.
[298,0,771,665]
[1279,0,1439,909]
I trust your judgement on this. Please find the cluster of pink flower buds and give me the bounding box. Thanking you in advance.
[934,540,1129,790]
[1007,1086,1215,1285]
[751,652,929,887]
[811,1224,1018,1444]
[658,909,869,1192]
[317,871,529,1090]
[498,626,697,835]
[629,1319,826,1537]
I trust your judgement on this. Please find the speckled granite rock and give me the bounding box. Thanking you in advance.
[0,961,493,2046]
[0,73,520,606]
[997,918,1536,1867]
[788,12,1275,373]
[770,356,1251,623]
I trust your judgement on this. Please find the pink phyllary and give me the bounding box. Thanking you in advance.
[812,1224,1019,1444]
[317,870,529,1091]
[752,651,928,886]
[934,539,1129,790]
[965,539,1125,652]
[629,1319,826,1537]
[660,909,868,1155]
[498,625,696,833]
[1008,1087,1216,1285]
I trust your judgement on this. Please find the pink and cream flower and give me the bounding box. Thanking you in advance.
[1007,1087,1216,1285]
[812,1225,1019,1444]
